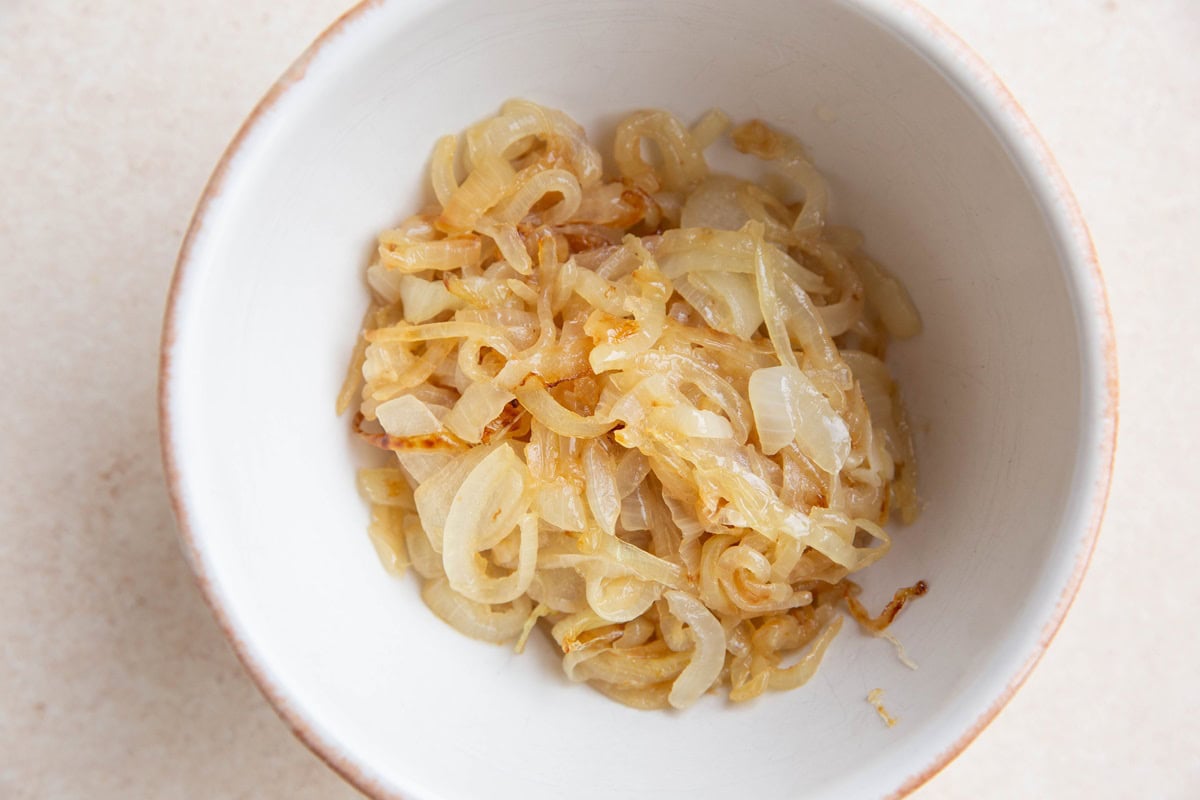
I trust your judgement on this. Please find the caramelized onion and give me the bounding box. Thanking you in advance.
[345,102,924,710]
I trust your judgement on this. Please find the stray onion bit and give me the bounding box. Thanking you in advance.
[867,687,898,728]
[843,579,929,634]
[343,100,925,709]
[879,630,919,671]
[514,603,551,654]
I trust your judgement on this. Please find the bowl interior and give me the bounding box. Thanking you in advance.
[165,1,1104,797]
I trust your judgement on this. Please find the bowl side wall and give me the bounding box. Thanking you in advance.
[164,1,1108,798]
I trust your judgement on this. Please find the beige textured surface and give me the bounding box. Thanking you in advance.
[0,1,1195,797]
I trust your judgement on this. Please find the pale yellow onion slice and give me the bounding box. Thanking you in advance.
[767,616,844,690]
[780,158,829,237]
[369,321,517,358]
[513,377,617,438]
[429,134,460,208]
[586,258,669,373]
[729,119,828,237]
[798,240,865,337]
[466,99,603,188]
[395,274,465,324]
[490,168,583,226]
[543,531,688,591]
[404,513,444,579]
[663,591,726,708]
[688,108,732,150]
[441,445,536,604]
[749,230,846,376]
[575,645,689,688]
[632,351,751,444]
[646,406,734,439]
[364,263,404,304]
[656,227,756,278]
[413,443,499,551]
[582,439,620,536]
[613,110,708,192]
[441,382,515,444]
[677,271,764,342]
[614,449,651,498]
[372,394,457,486]
[356,468,416,509]
[534,479,588,532]
[750,222,800,371]
[715,544,798,613]
[853,252,923,339]
[613,615,656,649]
[572,268,628,317]
[378,237,482,273]
[437,154,515,234]
[475,220,533,275]
[736,183,798,245]
[527,568,587,614]
[549,608,611,652]
[375,394,442,439]
[421,577,532,644]
[583,568,662,623]
[657,597,691,653]
[697,534,739,615]
[843,350,900,476]
[748,365,851,472]
[680,175,753,231]
[366,504,409,576]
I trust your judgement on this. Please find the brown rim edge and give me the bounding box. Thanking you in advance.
[157,2,1119,799]
[883,2,1119,797]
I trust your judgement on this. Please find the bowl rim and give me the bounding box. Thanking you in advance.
[158,1,1119,797]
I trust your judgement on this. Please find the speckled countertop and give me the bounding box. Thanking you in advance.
[2,1,1197,797]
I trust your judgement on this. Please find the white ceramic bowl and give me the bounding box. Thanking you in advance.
[160,1,1117,797]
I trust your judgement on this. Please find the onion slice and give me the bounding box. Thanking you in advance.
[664,591,726,708]
[749,365,851,472]
[441,444,536,604]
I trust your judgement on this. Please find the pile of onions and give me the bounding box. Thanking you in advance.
[341,100,923,709]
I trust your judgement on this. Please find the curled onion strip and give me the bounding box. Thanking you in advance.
[441,445,536,604]
[421,577,532,643]
[491,168,583,226]
[767,616,843,690]
[664,591,726,708]
[430,134,460,208]
[613,110,708,193]
[513,377,617,438]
